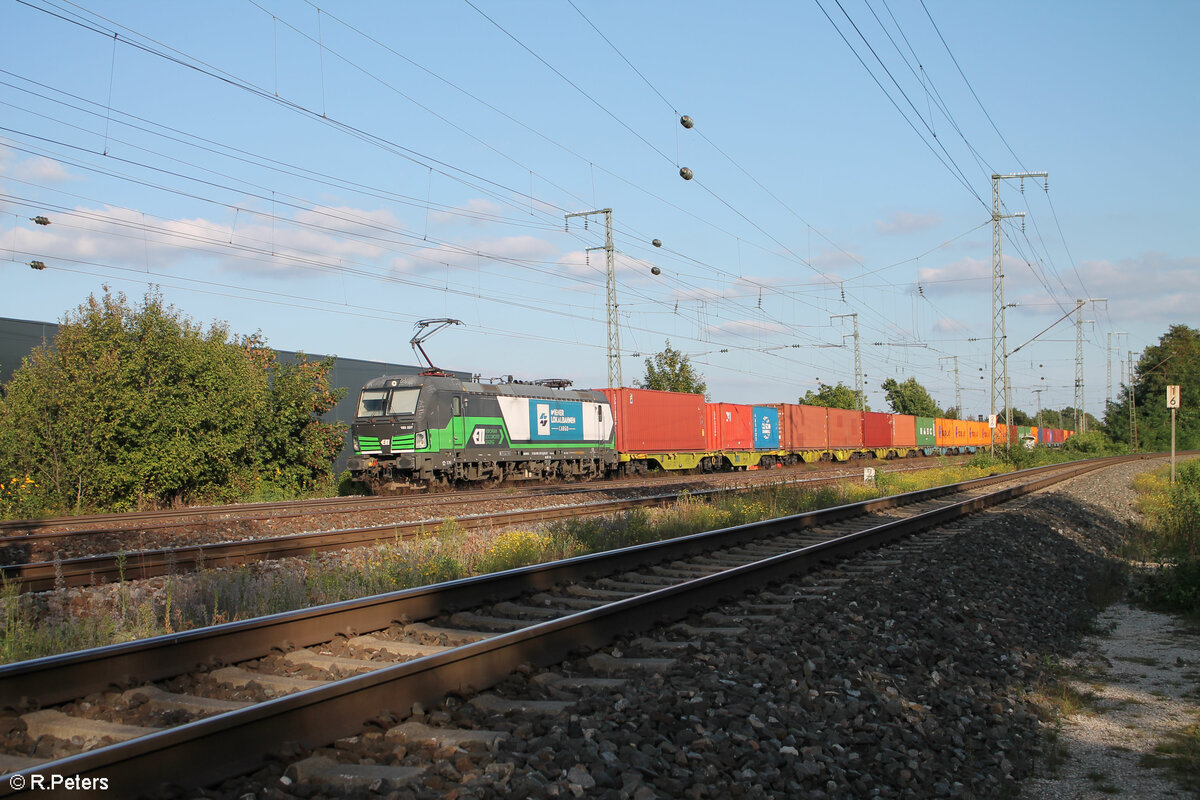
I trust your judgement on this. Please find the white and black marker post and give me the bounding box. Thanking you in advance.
[1167,385,1181,484]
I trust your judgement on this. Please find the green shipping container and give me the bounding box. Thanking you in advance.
[916,416,937,447]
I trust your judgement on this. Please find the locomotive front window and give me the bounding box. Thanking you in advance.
[386,388,421,415]
[357,389,389,417]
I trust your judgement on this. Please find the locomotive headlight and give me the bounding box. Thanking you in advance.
[415,430,427,449]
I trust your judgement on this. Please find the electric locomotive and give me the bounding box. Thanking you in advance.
[348,374,618,490]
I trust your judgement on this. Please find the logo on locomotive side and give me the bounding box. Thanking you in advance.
[537,403,550,436]
[471,426,506,446]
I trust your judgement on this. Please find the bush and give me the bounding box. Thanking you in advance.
[0,289,345,516]
[1062,430,1121,456]
[1136,560,1200,616]
[1130,459,1200,617]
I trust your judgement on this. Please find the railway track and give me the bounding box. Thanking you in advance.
[1,460,970,593]
[0,455,1142,798]
[4,457,946,539]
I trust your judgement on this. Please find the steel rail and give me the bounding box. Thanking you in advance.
[1,458,1130,708]
[0,460,976,593]
[0,456,1133,798]
[0,456,977,537]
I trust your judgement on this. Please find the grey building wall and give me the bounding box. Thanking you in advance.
[0,317,470,474]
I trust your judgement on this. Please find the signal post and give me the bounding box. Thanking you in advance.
[1168,385,1180,484]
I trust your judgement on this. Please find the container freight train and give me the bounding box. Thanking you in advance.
[347,375,1074,490]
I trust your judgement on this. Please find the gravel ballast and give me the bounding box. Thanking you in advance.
[469,464,1145,800]
[196,458,1166,800]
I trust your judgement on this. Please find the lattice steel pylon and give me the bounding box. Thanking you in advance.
[939,355,962,418]
[831,313,862,410]
[1107,331,1128,407]
[566,208,620,388]
[991,172,1045,441]
[1073,298,1105,432]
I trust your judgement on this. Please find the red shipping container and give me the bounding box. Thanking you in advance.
[863,411,892,448]
[827,408,864,449]
[891,414,917,447]
[772,404,827,450]
[706,403,755,450]
[603,388,706,452]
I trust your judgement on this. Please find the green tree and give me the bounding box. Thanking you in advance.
[263,354,346,494]
[880,377,940,417]
[1038,408,1063,429]
[998,408,1033,426]
[801,382,866,411]
[638,340,707,396]
[0,289,345,513]
[1105,324,1200,451]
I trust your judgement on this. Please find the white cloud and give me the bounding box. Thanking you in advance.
[875,210,942,236]
[708,318,791,338]
[428,198,505,226]
[393,234,560,278]
[7,154,77,184]
[1072,252,1200,320]
[809,246,866,274]
[917,257,993,294]
[933,317,970,333]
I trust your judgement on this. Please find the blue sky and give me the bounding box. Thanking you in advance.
[2,0,1197,423]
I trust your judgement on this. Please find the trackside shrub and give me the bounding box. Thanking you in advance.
[1131,460,1200,616]
[0,289,345,515]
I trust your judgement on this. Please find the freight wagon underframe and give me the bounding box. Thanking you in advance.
[619,446,925,472]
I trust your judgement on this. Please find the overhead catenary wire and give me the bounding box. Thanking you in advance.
[2,1,1100,413]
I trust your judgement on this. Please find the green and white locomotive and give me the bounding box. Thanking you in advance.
[348,374,618,490]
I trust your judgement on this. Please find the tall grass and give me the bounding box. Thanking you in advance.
[0,462,998,664]
[1129,459,1200,616]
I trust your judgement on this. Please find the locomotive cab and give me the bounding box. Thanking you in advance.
[348,374,618,491]
[348,377,431,487]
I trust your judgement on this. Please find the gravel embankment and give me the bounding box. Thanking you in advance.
[206,458,1163,800]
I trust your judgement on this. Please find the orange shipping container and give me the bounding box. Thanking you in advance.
[772,404,827,450]
[891,414,917,447]
[966,420,988,447]
[935,418,964,448]
[827,408,864,449]
[706,403,755,450]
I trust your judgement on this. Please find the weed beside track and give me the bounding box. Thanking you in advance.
[0,461,1003,665]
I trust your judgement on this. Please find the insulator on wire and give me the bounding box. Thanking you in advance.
[30,216,50,226]
[28,260,46,270]
[652,238,662,247]
[650,266,661,276]
[680,115,694,129]
[679,167,694,181]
